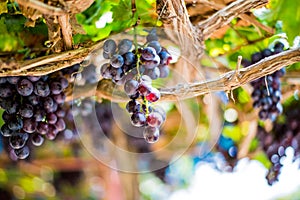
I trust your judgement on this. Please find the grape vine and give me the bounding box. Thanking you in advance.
[100,29,171,143]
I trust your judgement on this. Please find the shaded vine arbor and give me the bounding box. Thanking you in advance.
[1,0,300,199]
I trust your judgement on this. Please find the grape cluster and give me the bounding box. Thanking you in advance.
[0,73,68,159]
[242,42,286,121]
[256,99,300,185]
[100,30,171,143]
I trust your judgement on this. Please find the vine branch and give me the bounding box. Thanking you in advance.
[196,0,268,39]
[67,47,300,102]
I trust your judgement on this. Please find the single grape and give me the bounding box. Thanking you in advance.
[110,67,124,81]
[55,118,66,131]
[22,118,37,133]
[110,54,124,68]
[126,100,141,114]
[34,109,46,122]
[8,117,23,131]
[158,50,172,65]
[46,125,58,140]
[124,80,139,96]
[146,88,161,102]
[143,126,160,143]
[27,94,40,105]
[47,113,58,124]
[146,29,158,42]
[158,65,170,78]
[43,97,54,110]
[144,67,160,80]
[14,145,30,159]
[138,81,152,96]
[118,39,132,55]
[103,39,117,56]
[9,132,29,149]
[100,63,112,79]
[59,77,69,89]
[0,123,14,137]
[53,92,66,104]
[2,111,13,123]
[17,78,34,96]
[141,47,157,61]
[31,134,44,146]
[123,52,136,66]
[131,112,146,127]
[153,106,166,121]
[251,52,263,63]
[50,81,63,95]
[262,48,272,58]
[0,77,7,84]
[147,112,163,127]
[143,55,160,69]
[0,84,13,97]
[37,122,49,135]
[19,104,34,118]
[7,76,20,84]
[147,41,162,53]
[55,108,66,118]
[34,81,50,97]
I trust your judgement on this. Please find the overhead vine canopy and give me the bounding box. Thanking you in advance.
[1,0,300,196]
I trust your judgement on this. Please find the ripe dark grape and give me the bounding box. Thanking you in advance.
[100,63,112,79]
[103,39,117,57]
[9,132,29,149]
[123,52,136,66]
[146,88,161,102]
[0,84,13,97]
[31,134,44,146]
[14,145,30,159]
[7,76,20,84]
[146,112,163,127]
[118,39,132,55]
[37,122,48,135]
[110,54,124,68]
[19,104,34,118]
[34,81,50,97]
[124,80,139,96]
[158,65,170,78]
[50,81,63,95]
[0,124,14,137]
[22,118,36,133]
[8,117,23,131]
[47,113,58,124]
[131,112,147,127]
[144,68,160,80]
[53,92,66,104]
[126,100,141,114]
[143,126,159,143]
[141,47,157,61]
[148,41,162,53]
[27,76,40,82]
[17,78,33,96]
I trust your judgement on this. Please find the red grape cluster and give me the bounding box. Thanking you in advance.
[0,73,68,159]
[242,42,286,121]
[100,30,171,143]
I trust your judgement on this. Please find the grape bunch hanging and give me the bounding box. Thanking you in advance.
[256,99,300,185]
[100,30,171,143]
[0,73,68,159]
[242,42,286,121]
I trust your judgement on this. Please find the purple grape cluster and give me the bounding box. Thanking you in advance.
[242,42,286,121]
[256,99,300,185]
[100,30,172,143]
[0,73,68,159]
